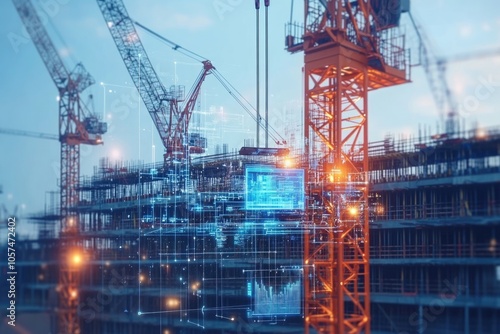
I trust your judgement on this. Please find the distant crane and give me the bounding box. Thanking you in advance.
[409,13,500,136]
[1,204,18,228]
[0,183,17,229]
[12,0,107,333]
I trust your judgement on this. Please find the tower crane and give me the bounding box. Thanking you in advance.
[12,0,106,333]
[410,13,459,136]
[409,13,500,136]
[97,0,290,164]
[286,1,410,333]
[97,0,212,163]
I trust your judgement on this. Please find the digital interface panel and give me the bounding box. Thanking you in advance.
[247,267,303,317]
[245,165,304,210]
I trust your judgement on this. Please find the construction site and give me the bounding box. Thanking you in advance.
[1,1,499,333]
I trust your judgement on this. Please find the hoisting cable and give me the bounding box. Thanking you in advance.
[134,19,287,146]
[134,20,207,63]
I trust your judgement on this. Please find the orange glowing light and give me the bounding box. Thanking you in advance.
[348,206,358,216]
[283,158,293,168]
[70,252,82,266]
[166,297,180,308]
[191,281,200,291]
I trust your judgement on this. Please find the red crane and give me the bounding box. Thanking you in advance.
[97,0,212,163]
[287,1,410,333]
[12,0,106,333]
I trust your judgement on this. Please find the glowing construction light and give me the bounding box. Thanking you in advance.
[70,252,82,266]
[476,128,488,139]
[139,274,145,283]
[283,158,293,168]
[348,206,358,216]
[72,254,81,264]
[191,281,200,291]
[166,297,180,309]
[70,289,78,299]
[328,168,342,182]
[489,238,497,253]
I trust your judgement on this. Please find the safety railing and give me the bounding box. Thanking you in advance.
[371,242,498,259]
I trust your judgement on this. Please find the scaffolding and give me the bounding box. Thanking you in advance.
[3,129,500,333]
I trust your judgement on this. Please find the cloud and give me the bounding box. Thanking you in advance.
[482,22,491,32]
[459,24,472,38]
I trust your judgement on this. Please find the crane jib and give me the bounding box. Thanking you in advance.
[97,0,211,161]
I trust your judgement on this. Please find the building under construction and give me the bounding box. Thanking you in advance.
[3,127,499,333]
[2,0,500,333]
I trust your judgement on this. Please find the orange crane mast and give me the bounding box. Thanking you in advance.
[287,1,410,332]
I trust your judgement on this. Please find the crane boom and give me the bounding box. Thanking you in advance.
[178,60,213,154]
[12,0,67,89]
[13,0,94,94]
[0,128,58,140]
[97,0,171,141]
[97,0,211,161]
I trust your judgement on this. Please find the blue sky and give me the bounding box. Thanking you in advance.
[1,0,500,227]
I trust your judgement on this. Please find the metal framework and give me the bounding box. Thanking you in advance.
[12,1,106,332]
[287,0,409,332]
[97,0,212,162]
